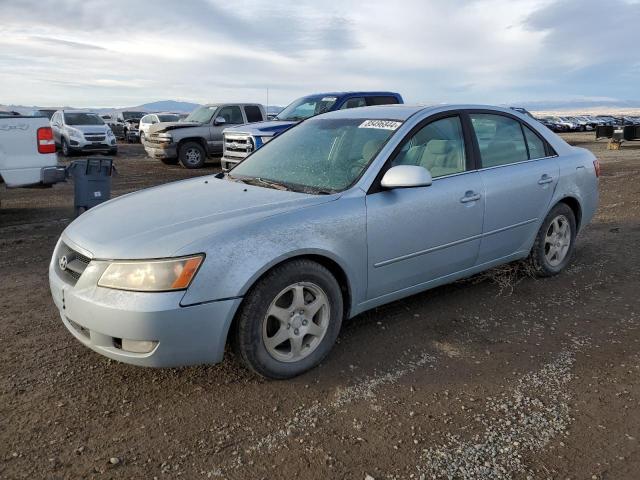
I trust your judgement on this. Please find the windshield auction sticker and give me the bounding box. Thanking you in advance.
[359,120,403,130]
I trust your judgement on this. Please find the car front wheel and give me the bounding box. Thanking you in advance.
[528,203,577,277]
[179,142,206,169]
[234,260,344,379]
[61,137,71,157]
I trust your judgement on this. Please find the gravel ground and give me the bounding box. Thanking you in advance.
[1,134,639,479]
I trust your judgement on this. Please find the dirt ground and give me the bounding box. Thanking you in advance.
[1,134,639,480]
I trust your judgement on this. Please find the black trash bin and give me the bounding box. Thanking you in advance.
[67,157,115,216]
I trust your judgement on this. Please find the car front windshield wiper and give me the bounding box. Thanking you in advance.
[245,177,291,191]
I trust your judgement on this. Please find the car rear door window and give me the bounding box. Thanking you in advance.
[366,96,400,106]
[340,97,366,109]
[470,114,528,168]
[392,116,467,178]
[218,106,244,124]
[522,124,547,159]
[244,105,263,122]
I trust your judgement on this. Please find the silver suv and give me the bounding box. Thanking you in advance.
[50,110,117,157]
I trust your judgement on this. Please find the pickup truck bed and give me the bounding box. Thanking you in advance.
[0,115,66,188]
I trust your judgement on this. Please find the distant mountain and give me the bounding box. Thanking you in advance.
[126,100,201,113]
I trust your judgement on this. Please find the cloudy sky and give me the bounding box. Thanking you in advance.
[0,0,638,108]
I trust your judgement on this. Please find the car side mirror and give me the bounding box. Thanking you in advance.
[380,165,433,189]
[214,116,227,126]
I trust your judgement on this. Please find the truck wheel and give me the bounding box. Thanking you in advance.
[61,138,71,157]
[234,259,343,379]
[179,142,206,169]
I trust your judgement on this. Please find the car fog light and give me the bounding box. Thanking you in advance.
[120,339,158,353]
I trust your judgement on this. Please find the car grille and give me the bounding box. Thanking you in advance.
[85,134,106,142]
[223,133,254,160]
[55,242,92,286]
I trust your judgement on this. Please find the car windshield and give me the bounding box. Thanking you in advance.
[64,113,104,126]
[185,106,217,124]
[123,112,145,120]
[230,117,402,193]
[158,114,179,122]
[276,95,338,121]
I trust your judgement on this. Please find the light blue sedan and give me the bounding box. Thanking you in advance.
[49,105,599,378]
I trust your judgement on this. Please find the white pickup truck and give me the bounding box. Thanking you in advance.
[0,113,66,189]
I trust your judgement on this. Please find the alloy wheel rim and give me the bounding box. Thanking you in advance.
[185,148,201,165]
[544,214,571,267]
[262,282,330,363]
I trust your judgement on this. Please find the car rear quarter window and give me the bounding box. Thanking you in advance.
[522,124,547,159]
[392,116,467,178]
[470,114,528,168]
[366,96,400,106]
[244,105,263,123]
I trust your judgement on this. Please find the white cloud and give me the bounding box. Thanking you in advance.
[0,0,636,107]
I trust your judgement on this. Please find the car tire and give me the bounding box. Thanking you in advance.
[108,148,118,156]
[179,142,206,169]
[139,131,145,144]
[234,259,344,379]
[528,202,577,277]
[61,137,71,157]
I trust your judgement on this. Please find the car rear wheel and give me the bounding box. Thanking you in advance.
[179,142,206,169]
[528,203,576,277]
[234,259,343,379]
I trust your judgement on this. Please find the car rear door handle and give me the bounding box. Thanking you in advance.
[538,174,554,185]
[460,191,481,203]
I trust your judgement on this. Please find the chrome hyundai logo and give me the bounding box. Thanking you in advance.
[59,255,68,271]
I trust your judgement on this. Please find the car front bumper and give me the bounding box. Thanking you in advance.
[48,241,242,367]
[69,137,116,152]
[144,143,177,159]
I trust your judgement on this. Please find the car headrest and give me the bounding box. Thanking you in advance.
[426,139,451,154]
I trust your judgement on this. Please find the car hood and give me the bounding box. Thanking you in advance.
[148,121,202,134]
[63,176,337,259]
[224,120,298,136]
[70,125,110,134]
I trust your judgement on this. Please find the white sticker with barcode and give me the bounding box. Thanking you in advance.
[358,120,402,130]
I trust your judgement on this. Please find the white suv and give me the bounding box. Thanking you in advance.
[138,112,181,143]
[50,110,117,157]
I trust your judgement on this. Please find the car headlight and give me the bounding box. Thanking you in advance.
[67,128,83,139]
[98,255,204,292]
[106,129,115,138]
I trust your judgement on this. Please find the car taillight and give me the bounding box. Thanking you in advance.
[593,158,601,177]
[37,127,56,154]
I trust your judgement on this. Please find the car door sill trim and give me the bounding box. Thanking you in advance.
[373,218,537,268]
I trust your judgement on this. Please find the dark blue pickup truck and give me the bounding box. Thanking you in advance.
[220,91,403,170]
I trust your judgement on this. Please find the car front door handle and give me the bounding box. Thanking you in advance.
[538,174,554,185]
[460,191,481,203]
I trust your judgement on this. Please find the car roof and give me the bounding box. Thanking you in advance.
[298,91,401,97]
[315,104,535,121]
[60,109,98,114]
[202,103,262,107]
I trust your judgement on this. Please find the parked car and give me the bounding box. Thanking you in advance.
[138,112,181,143]
[143,103,266,168]
[0,113,65,190]
[221,92,404,171]
[50,110,117,157]
[111,111,146,142]
[49,104,599,378]
[537,116,568,133]
[32,109,58,120]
